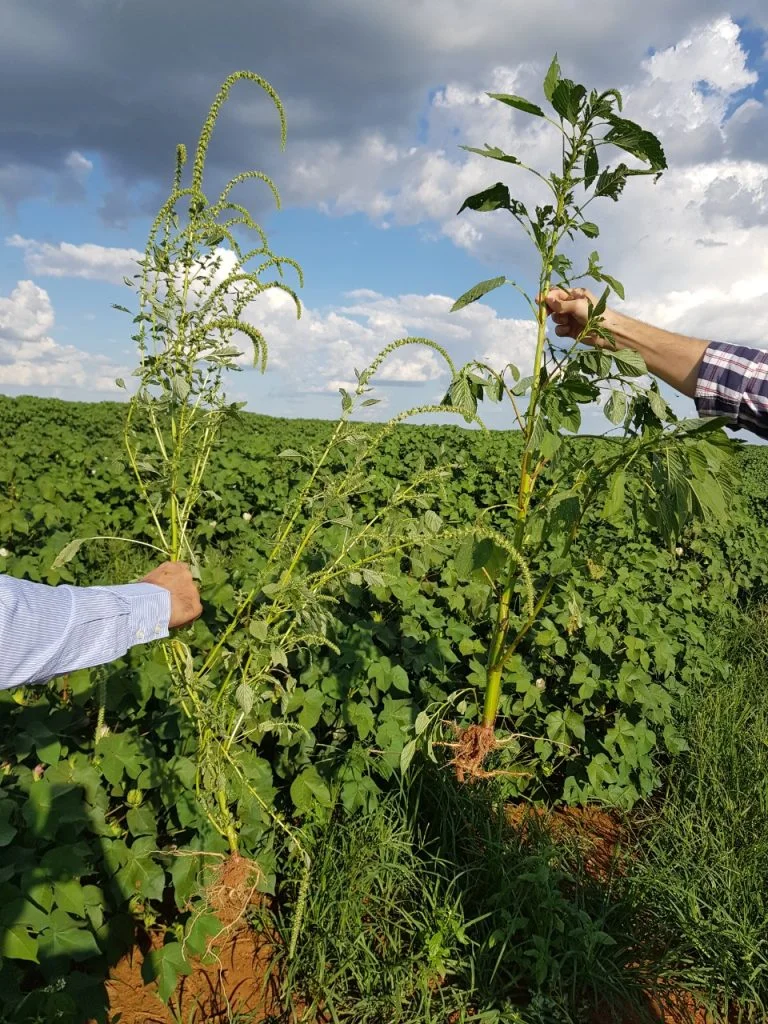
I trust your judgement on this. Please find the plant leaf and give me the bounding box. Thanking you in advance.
[603,470,626,518]
[52,538,85,570]
[487,93,544,117]
[450,276,506,312]
[460,144,519,165]
[612,349,647,376]
[605,116,667,172]
[457,182,511,214]
[543,54,561,102]
[600,273,625,300]
[604,390,628,426]
[584,144,599,188]
[551,80,586,123]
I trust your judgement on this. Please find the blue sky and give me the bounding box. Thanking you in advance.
[1,3,767,439]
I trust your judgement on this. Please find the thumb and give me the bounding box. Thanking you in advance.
[540,287,571,314]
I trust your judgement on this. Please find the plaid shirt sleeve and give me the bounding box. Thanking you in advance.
[694,342,768,441]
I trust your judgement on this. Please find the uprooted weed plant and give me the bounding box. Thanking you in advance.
[433,54,737,781]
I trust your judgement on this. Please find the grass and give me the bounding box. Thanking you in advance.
[627,604,768,1020]
[262,777,657,1024]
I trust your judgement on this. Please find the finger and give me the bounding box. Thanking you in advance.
[555,324,571,336]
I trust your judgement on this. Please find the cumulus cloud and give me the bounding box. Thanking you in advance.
[1,0,766,217]
[280,17,768,353]
[0,280,127,391]
[238,285,536,395]
[6,236,142,284]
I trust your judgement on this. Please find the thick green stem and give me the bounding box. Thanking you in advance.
[217,788,239,855]
[480,288,550,731]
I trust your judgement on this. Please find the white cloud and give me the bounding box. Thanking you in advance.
[6,235,142,285]
[239,285,537,396]
[64,150,93,179]
[0,279,127,392]
[284,16,768,354]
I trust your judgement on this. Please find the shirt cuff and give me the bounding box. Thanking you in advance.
[105,582,171,647]
[693,342,741,421]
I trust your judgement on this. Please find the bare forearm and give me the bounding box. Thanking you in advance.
[604,309,710,398]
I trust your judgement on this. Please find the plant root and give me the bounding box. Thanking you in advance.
[442,723,532,783]
[203,853,263,937]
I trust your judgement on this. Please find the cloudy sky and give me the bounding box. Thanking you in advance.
[1,1,767,433]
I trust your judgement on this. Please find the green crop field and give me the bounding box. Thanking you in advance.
[2,393,768,1023]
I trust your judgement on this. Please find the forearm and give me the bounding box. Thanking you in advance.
[0,576,171,689]
[603,309,710,398]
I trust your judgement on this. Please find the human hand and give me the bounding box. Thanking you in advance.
[141,561,202,628]
[539,287,608,347]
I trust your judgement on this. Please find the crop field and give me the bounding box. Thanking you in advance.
[2,394,768,1024]
[3,58,768,1024]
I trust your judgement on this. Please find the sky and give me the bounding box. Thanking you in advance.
[1,0,767,436]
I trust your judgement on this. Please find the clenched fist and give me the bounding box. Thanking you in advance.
[141,562,202,628]
[540,287,603,344]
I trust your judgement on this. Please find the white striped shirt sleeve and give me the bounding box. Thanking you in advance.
[0,576,171,690]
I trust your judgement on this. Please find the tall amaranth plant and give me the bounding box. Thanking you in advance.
[439,56,735,779]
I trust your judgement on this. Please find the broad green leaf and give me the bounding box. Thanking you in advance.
[424,510,443,533]
[184,913,222,959]
[601,273,625,300]
[400,739,417,773]
[457,182,511,214]
[512,375,533,397]
[605,116,667,172]
[594,165,629,201]
[604,390,628,426]
[603,470,626,518]
[414,710,431,736]
[345,700,375,739]
[235,683,254,716]
[460,144,519,165]
[579,222,600,238]
[112,837,166,902]
[249,618,268,641]
[290,766,332,815]
[52,538,85,569]
[143,942,192,1003]
[0,925,39,962]
[296,687,325,730]
[647,388,669,419]
[487,92,544,117]
[448,373,477,423]
[38,909,100,961]
[53,879,87,918]
[450,276,506,312]
[171,375,190,402]
[126,805,157,838]
[551,79,586,123]
[96,732,145,786]
[390,665,410,693]
[612,349,647,376]
[543,54,561,102]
